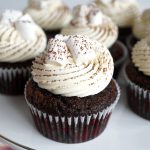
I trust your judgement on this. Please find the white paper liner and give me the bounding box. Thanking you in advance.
[124,63,150,120]
[25,79,120,143]
[0,67,31,94]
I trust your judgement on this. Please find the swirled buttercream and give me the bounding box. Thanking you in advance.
[0,10,47,63]
[61,4,118,48]
[132,36,150,76]
[24,0,72,30]
[95,0,140,27]
[32,35,114,97]
[133,9,150,39]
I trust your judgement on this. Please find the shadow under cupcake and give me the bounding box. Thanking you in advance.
[25,35,120,143]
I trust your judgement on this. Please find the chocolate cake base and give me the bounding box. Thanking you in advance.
[126,34,139,57]
[0,60,32,95]
[125,62,150,120]
[44,30,61,41]
[110,41,128,78]
[26,79,118,116]
[25,79,120,143]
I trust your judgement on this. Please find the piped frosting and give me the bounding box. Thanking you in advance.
[133,9,150,39]
[32,34,114,97]
[61,4,118,48]
[132,36,150,76]
[25,0,72,30]
[95,0,140,27]
[0,10,47,63]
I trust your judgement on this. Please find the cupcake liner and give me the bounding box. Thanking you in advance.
[112,41,128,78]
[0,67,31,95]
[124,64,150,120]
[25,80,120,143]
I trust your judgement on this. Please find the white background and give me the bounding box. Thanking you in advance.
[0,0,150,150]
[0,0,149,12]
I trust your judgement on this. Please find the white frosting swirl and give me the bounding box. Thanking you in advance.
[32,35,114,97]
[61,4,118,48]
[0,10,47,63]
[133,9,150,39]
[95,0,140,27]
[25,0,72,30]
[132,36,150,76]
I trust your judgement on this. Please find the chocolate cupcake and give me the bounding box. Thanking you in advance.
[127,9,150,55]
[24,0,72,39]
[61,4,127,78]
[0,10,47,95]
[25,35,120,143]
[124,36,150,120]
[95,0,140,43]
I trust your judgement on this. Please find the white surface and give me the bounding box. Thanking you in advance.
[0,0,150,150]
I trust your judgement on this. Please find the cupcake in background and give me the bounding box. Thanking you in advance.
[0,10,47,95]
[127,9,150,54]
[61,3,118,48]
[61,3,127,78]
[24,0,72,39]
[95,0,140,43]
[25,34,120,143]
[125,36,150,120]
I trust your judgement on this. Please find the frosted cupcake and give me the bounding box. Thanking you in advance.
[24,0,72,39]
[127,9,150,54]
[61,4,127,78]
[125,36,150,120]
[0,10,47,95]
[25,34,120,143]
[95,0,140,43]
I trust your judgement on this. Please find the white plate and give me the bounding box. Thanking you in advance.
[0,71,150,150]
[0,0,150,150]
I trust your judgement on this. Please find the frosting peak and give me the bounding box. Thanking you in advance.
[25,0,72,30]
[0,10,22,26]
[0,9,47,63]
[61,4,118,48]
[132,36,150,76]
[95,0,140,27]
[72,4,103,26]
[28,0,62,10]
[0,10,37,41]
[32,34,114,97]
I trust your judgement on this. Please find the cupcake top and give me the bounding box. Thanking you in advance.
[0,10,47,63]
[25,0,72,31]
[132,36,150,76]
[133,9,150,39]
[61,3,118,48]
[95,0,140,27]
[32,34,114,97]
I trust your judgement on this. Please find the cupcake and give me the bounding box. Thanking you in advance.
[24,0,72,39]
[61,4,127,78]
[124,36,150,120]
[95,0,140,43]
[25,35,120,143]
[0,10,47,95]
[127,9,150,54]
